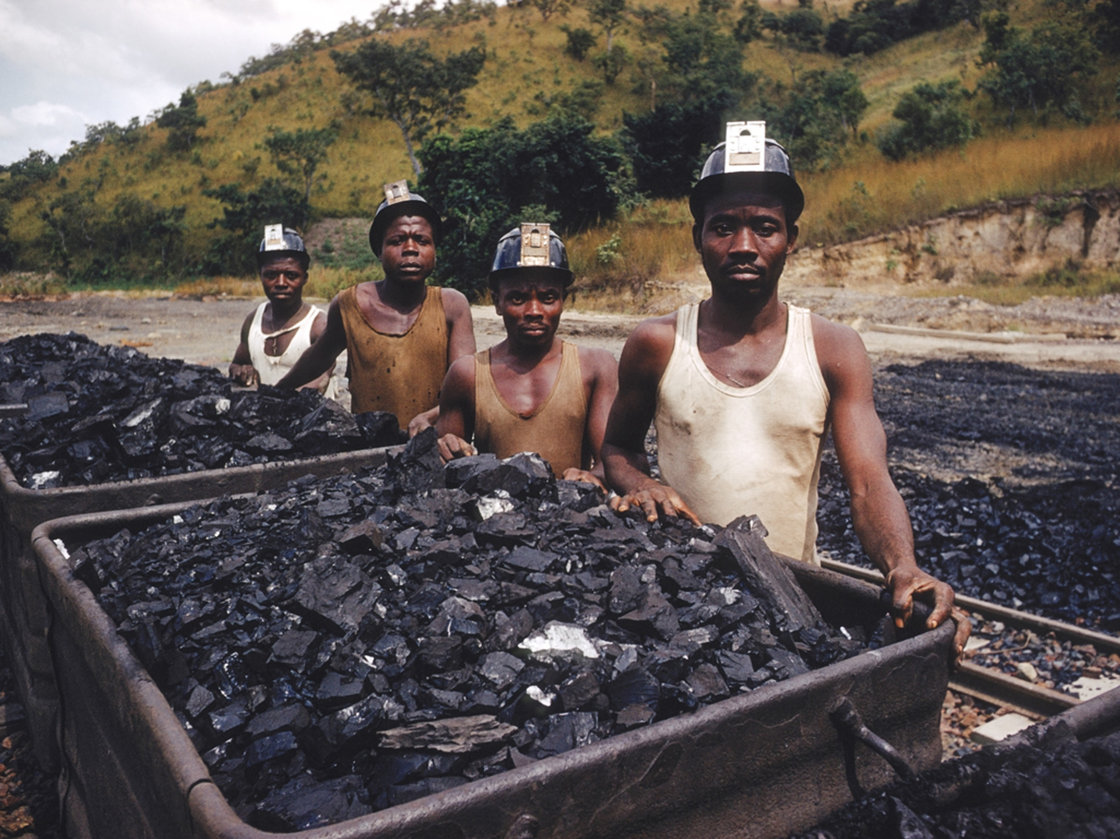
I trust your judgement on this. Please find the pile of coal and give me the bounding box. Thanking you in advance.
[70,432,867,831]
[0,333,404,488]
[790,718,1120,838]
[817,359,1120,632]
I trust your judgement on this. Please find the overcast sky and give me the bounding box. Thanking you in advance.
[0,0,383,166]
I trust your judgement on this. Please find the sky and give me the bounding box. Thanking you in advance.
[0,0,384,166]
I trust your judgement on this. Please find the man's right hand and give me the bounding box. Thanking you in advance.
[437,433,475,464]
[614,480,702,525]
[229,363,259,387]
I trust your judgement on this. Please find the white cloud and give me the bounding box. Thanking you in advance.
[0,0,380,165]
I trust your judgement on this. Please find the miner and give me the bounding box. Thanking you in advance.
[277,181,475,434]
[602,121,970,654]
[436,223,618,490]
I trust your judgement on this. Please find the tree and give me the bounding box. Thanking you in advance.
[332,38,486,175]
[0,149,57,201]
[623,97,731,198]
[418,115,630,296]
[589,0,628,55]
[560,25,597,60]
[263,125,339,221]
[978,13,1100,123]
[203,179,309,275]
[762,69,868,170]
[877,80,976,160]
[155,91,207,153]
[527,0,570,21]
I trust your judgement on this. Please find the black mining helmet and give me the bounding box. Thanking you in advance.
[256,224,309,269]
[689,121,805,225]
[367,179,443,257]
[488,223,573,290]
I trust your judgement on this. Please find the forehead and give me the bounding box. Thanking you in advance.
[260,256,306,273]
[382,214,434,238]
[701,190,787,224]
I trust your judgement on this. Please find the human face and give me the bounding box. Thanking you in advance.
[379,215,436,285]
[693,191,798,302]
[493,272,566,350]
[258,256,308,304]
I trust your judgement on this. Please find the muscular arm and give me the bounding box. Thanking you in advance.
[815,316,968,654]
[564,347,618,487]
[229,312,258,386]
[276,297,347,391]
[601,317,700,524]
[407,288,478,436]
[300,310,334,393]
[435,355,477,462]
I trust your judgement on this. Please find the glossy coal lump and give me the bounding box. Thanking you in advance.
[70,434,867,831]
[0,333,404,488]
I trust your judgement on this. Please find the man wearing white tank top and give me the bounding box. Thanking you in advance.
[602,122,969,657]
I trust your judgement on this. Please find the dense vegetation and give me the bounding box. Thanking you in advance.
[1,0,1118,299]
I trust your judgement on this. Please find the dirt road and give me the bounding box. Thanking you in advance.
[1,287,1118,372]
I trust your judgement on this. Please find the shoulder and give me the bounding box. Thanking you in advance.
[809,313,872,392]
[439,286,472,316]
[574,344,618,378]
[443,351,478,390]
[620,312,677,367]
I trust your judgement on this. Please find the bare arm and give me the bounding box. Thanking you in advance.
[406,288,478,436]
[602,317,701,524]
[563,346,618,488]
[435,355,477,462]
[299,309,334,393]
[276,297,347,391]
[229,312,259,386]
[815,316,968,654]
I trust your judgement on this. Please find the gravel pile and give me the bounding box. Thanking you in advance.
[0,333,404,488]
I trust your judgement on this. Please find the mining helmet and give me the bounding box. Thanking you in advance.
[488,223,573,288]
[256,224,309,269]
[689,121,805,225]
[368,180,442,256]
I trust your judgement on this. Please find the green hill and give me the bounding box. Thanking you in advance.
[1,0,1117,301]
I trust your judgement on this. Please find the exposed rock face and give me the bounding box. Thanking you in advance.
[785,189,1120,287]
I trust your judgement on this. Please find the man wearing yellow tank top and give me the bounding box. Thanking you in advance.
[436,224,618,490]
[277,181,475,434]
[602,122,969,657]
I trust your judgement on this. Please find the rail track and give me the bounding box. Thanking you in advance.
[823,558,1120,721]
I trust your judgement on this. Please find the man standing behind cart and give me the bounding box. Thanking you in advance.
[277,181,475,434]
[229,225,334,394]
[436,224,618,489]
[602,122,969,654]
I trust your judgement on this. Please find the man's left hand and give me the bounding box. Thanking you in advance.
[887,566,971,660]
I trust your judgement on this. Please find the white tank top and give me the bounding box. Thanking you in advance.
[247,302,322,386]
[654,303,829,563]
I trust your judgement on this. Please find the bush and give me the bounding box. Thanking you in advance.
[419,115,631,297]
[877,81,976,160]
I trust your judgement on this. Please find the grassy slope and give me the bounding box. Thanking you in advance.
[5,0,1119,288]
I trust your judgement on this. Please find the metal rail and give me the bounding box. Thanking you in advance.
[821,558,1120,719]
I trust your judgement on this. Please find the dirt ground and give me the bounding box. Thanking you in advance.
[1,283,1118,374]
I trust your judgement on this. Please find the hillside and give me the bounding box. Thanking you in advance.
[1,0,1118,297]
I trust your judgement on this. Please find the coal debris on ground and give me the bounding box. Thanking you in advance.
[818,359,1120,634]
[0,333,405,488]
[71,432,868,831]
[788,717,1120,838]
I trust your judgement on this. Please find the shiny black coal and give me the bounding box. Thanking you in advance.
[818,359,1120,633]
[790,718,1120,838]
[71,433,867,830]
[0,333,404,487]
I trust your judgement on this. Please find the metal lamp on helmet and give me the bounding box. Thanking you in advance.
[257,224,309,270]
[689,121,805,226]
[368,180,443,257]
[488,223,573,293]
